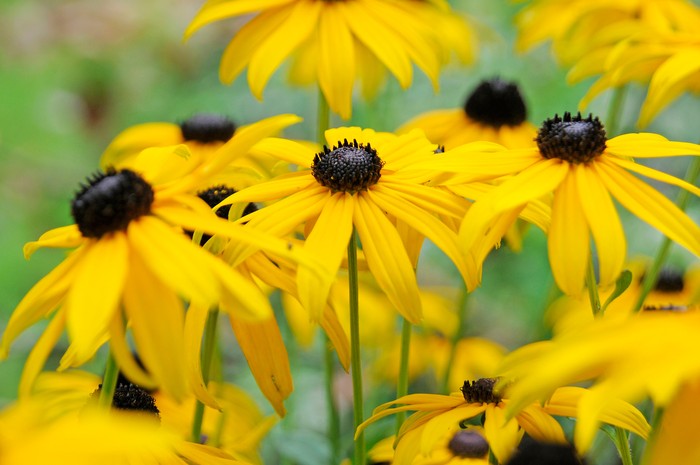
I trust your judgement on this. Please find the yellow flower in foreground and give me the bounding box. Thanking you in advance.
[499,312,700,450]
[357,379,649,463]
[220,127,477,323]
[368,429,490,465]
[399,78,537,150]
[0,115,317,400]
[452,112,700,296]
[184,0,475,119]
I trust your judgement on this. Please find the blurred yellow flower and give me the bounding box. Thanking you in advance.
[184,0,476,119]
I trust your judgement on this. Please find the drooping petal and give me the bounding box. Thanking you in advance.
[184,0,294,40]
[183,301,221,410]
[354,196,422,323]
[108,312,158,390]
[230,314,293,417]
[18,309,66,397]
[606,156,700,197]
[594,160,700,256]
[513,404,566,444]
[483,404,523,464]
[122,251,188,402]
[23,225,83,258]
[248,137,314,167]
[64,235,128,364]
[574,163,626,287]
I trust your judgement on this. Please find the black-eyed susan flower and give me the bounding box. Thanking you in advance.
[449,112,700,296]
[498,311,700,451]
[357,378,649,463]
[399,78,537,150]
[218,127,478,323]
[184,0,476,119]
[1,115,320,400]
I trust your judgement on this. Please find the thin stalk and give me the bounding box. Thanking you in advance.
[613,426,635,465]
[605,86,627,137]
[586,257,602,316]
[318,88,331,145]
[441,286,469,393]
[191,309,220,443]
[325,335,341,464]
[348,229,365,465]
[394,318,412,433]
[98,349,120,409]
[632,157,700,312]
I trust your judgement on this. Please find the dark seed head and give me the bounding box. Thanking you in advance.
[71,169,154,239]
[448,430,490,458]
[311,139,384,194]
[654,268,685,293]
[461,378,502,404]
[180,114,236,143]
[536,112,607,164]
[92,382,160,421]
[505,438,585,465]
[190,185,258,244]
[464,78,527,128]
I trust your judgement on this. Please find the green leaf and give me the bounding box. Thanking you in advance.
[601,269,633,315]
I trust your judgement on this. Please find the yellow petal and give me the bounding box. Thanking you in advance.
[318,4,355,119]
[483,404,523,463]
[606,134,700,158]
[65,235,128,364]
[122,252,188,401]
[354,196,422,323]
[548,169,590,296]
[514,404,566,443]
[18,309,66,398]
[420,405,487,455]
[24,225,83,259]
[230,314,293,417]
[107,313,158,390]
[183,301,221,410]
[298,193,354,321]
[248,137,314,167]
[100,122,182,170]
[184,0,293,39]
[574,164,625,287]
[607,156,700,198]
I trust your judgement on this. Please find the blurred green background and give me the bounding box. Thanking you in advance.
[0,3,698,457]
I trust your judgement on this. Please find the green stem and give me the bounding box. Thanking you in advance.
[613,426,635,465]
[632,157,700,312]
[586,257,602,316]
[318,88,331,145]
[441,286,469,393]
[395,318,412,433]
[191,308,220,443]
[348,229,365,465]
[98,349,120,409]
[605,86,627,137]
[325,335,341,464]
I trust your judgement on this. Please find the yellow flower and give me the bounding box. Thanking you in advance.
[219,127,477,323]
[449,112,700,296]
[358,378,649,463]
[184,0,476,119]
[1,115,318,400]
[574,28,700,127]
[19,370,249,465]
[399,78,537,150]
[499,311,700,451]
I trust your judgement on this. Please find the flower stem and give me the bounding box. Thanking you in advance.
[613,426,635,465]
[191,308,220,443]
[605,86,627,137]
[441,286,469,393]
[395,318,412,433]
[632,156,700,312]
[586,257,602,316]
[325,334,341,464]
[348,228,365,465]
[98,349,119,409]
[318,88,331,145]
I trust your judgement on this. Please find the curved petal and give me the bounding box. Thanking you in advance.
[108,313,158,390]
[606,134,700,158]
[229,314,293,417]
[354,196,422,323]
[24,225,84,258]
[548,169,590,296]
[606,156,700,197]
[18,309,66,397]
[297,193,354,321]
[184,301,221,410]
[575,164,625,287]
[420,405,488,455]
[248,137,314,167]
[514,405,566,443]
[483,404,523,464]
[64,235,128,364]
[184,0,293,39]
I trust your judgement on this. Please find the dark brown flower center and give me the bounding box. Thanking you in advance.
[461,378,502,404]
[72,169,154,238]
[92,382,160,421]
[654,268,685,293]
[464,78,527,128]
[311,139,384,194]
[536,112,607,164]
[448,430,490,458]
[190,185,258,244]
[180,113,236,143]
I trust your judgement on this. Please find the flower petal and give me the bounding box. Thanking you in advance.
[483,404,523,463]
[318,4,356,119]
[23,225,83,259]
[18,309,66,397]
[184,0,293,40]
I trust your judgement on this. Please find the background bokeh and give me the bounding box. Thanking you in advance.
[1,3,698,460]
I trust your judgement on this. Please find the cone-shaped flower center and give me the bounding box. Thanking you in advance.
[537,112,607,164]
[461,378,502,404]
[448,430,490,458]
[312,139,384,194]
[464,78,527,128]
[654,268,685,293]
[92,382,160,421]
[180,113,236,143]
[72,169,154,238]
